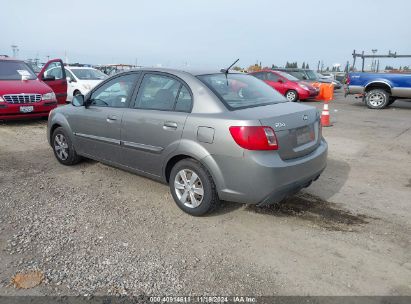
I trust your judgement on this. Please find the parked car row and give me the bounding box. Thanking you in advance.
[250,69,319,102]
[272,68,343,90]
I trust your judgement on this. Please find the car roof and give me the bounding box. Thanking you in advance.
[126,67,244,77]
[66,66,96,70]
[0,57,24,62]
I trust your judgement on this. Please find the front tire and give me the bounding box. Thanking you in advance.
[285,90,299,102]
[365,89,390,109]
[52,127,81,165]
[169,159,220,216]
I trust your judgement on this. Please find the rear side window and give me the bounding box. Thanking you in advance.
[175,86,192,112]
[197,73,286,110]
[134,73,192,112]
[252,72,265,80]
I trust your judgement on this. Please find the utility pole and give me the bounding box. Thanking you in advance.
[11,45,19,58]
[371,49,378,72]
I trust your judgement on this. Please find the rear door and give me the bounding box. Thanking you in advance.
[120,72,192,177]
[70,73,140,163]
[38,59,67,104]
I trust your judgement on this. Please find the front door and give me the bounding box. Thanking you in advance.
[120,72,192,177]
[70,73,139,164]
[265,72,286,95]
[38,59,67,104]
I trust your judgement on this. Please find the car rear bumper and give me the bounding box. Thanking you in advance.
[203,139,328,205]
[0,101,57,120]
[298,89,319,100]
[346,85,364,95]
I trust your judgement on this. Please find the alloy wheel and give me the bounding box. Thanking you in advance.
[54,134,69,161]
[368,92,385,107]
[174,169,204,208]
[286,91,296,101]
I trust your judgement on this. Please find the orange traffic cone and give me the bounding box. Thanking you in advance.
[321,101,332,127]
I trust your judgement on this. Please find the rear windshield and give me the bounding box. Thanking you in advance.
[0,61,37,80]
[197,73,286,110]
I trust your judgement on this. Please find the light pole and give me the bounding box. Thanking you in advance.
[371,49,378,72]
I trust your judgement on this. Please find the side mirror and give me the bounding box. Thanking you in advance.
[43,75,56,81]
[72,94,85,107]
[302,76,308,80]
[278,79,284,83]
[66,76,73,83]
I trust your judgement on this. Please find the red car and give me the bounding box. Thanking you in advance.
[250,69,319,102]
[0,57,67,120]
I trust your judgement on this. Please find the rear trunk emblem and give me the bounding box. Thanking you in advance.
[303,115,308,120]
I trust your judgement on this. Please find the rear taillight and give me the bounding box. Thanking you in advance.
[346,75,350,85]
[229,126,278,150]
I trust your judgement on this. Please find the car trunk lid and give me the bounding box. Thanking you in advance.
[257,103,321,160]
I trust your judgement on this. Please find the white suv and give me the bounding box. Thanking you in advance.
[65,67,107,102]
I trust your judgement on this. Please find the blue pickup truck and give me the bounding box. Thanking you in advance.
[346,72,411,109]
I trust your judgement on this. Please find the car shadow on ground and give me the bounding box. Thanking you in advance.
[0,117,48,126]
[245,192,373,231]
[212,158,363,231]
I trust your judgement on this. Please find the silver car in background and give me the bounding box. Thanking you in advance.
[47,68,327,216]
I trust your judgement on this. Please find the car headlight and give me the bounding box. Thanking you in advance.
[42,92,56,100]
[298,83,309,90]
[0,96,4,103]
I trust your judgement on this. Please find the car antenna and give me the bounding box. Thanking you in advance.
[220,58,239,74]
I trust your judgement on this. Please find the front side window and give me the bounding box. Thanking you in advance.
[89,74,137,107]
[0,61,37,80]
[288,71,305,80]
[197,73,286,110]
[44,62,64,80]
[305,70,318,80]
[65,69,76,81]
[276,71,299,81]
[266,72,280,81]
[135,74,183,111]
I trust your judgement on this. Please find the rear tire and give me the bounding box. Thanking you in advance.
[285,90,299,102]
[169,159,220,216]
[52,127,81,166]
[365,89,390,109]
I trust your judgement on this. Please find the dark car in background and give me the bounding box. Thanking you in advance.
[250,69,319,102]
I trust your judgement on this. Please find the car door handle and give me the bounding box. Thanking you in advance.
[106,115,117,122]
[163,121,178,130]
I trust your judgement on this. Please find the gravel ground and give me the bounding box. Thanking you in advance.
[0,93,410,296]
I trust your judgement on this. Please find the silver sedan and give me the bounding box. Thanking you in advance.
[47,68,327,216]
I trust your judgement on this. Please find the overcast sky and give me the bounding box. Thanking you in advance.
[1,0,410,69]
